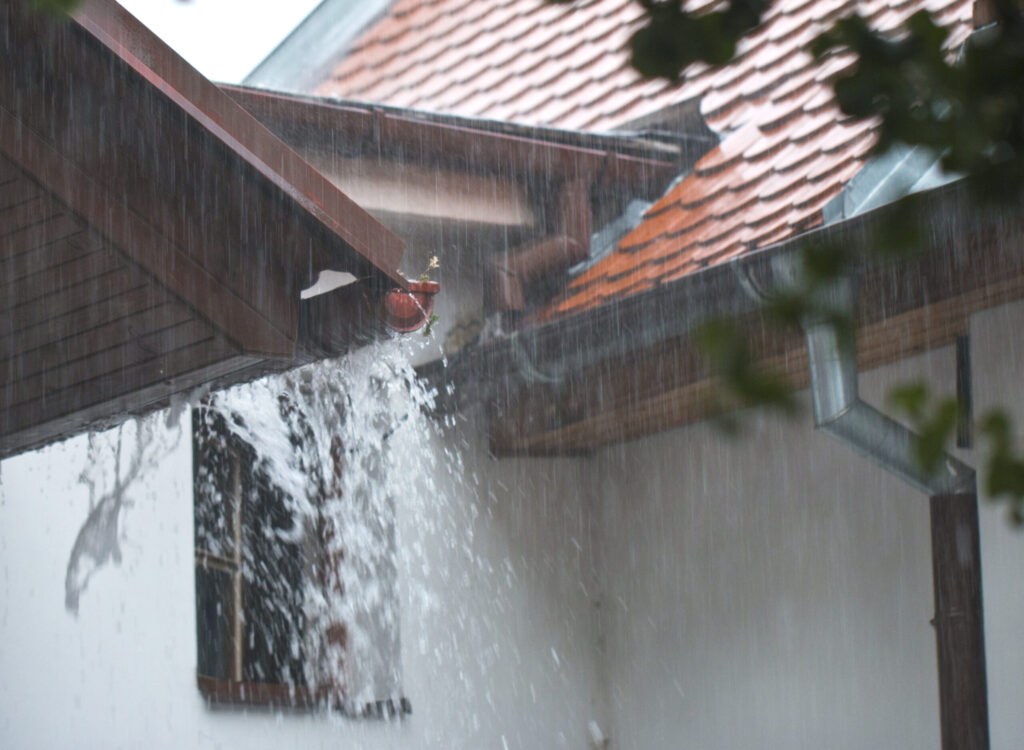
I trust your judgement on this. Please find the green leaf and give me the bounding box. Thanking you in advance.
[887,381,929,421]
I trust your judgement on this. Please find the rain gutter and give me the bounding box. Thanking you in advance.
[756,235,989,750]
[420,177,997,412]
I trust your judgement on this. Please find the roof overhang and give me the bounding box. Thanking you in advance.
[0,0,405,457]
[420,179,1024,454]
[220,86,691,233]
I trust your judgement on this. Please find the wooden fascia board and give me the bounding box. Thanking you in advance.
[0,104,294,358]
[71,0,406,286]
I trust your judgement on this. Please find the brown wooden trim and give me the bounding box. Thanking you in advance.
[0,302,193,376]
[196,674,332,709]
[0,348,260,458]
[71,0,405,284]
[0,213,85,260]
[930,492,990,750]
[0,193,61,236]
[194,549,236,574]
[2,267,151,335]
[195,675,412,718]
[1,248,122,313]
[2,319,217,405]
[0,231,96,285]
[220,85,681,191]
[0,283,171,354]
[0,104,295,358]
[489,268,1024,456]
[0,169,43,209]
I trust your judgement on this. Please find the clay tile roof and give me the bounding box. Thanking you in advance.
[317,0,720,131]
[317,0,972,321]
[542,0,972,320]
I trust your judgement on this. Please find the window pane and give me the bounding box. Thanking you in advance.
[195,565,234,681]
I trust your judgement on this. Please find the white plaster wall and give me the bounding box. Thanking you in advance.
[969,300,1024,749]
[593,349,954,750]
[593,301,1024,750]
[6,294,1024,750]
[0,407,603,750]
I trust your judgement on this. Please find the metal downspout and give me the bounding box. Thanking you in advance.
[799,273,975,495]
[753,255,989,749]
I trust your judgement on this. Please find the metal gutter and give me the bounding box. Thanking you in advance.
[764,255,976,495]
[419,176,1010,413]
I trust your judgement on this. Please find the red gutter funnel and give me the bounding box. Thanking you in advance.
[383,280,440,333]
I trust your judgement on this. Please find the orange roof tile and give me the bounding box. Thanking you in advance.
[542,0,971,320]
[318,0,720,131]
[316,0,972,320]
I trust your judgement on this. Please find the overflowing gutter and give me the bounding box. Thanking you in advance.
[419,177,1021,421]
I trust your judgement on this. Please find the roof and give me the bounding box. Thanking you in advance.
[545,0,973,319]
[244,0,392,93]
[315,0,973,322]
[316,0,724,131]
[0,0,405,457]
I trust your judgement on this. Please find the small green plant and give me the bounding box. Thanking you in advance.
[419,255,440,283]
[422,313,440,338]
[419,256,440,337]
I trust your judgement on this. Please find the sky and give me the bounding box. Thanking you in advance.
[116,0,323,83]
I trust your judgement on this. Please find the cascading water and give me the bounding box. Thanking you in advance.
[58,335,459,715]
[191,337,455,712]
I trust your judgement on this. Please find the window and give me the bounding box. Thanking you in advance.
[192,390,409,717]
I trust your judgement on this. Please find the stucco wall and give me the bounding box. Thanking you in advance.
[4,296,1024,750]
[0,407,603,750]
[592,300,1024,750]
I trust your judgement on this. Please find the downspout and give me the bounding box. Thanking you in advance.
[794,269,975,494]
[761,255,989,749]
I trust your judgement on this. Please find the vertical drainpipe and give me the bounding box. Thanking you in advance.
[766,257,990,749]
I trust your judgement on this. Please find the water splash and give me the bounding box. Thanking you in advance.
[201,337,448,710]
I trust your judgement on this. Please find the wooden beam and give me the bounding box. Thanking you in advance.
[71,0,406,284]
[930,491,990,750]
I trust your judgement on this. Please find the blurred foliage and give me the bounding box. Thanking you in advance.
[694,318,797,432]
[887,382,962,477]
[888,382,1024,525]
[552,0,1024,518]
[977,411,1024,524]
[812,3,1024,203]
[29,0,80,14]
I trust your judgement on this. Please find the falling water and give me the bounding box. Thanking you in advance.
[196,337,455,712]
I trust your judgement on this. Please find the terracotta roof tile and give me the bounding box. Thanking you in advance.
[542,0,971,320]
[319,0,714,130]
[316,0,972,320]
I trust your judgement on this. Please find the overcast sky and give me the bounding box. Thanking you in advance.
[116,0,322,83]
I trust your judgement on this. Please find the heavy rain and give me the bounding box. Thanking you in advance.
[2,0,1024,749]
